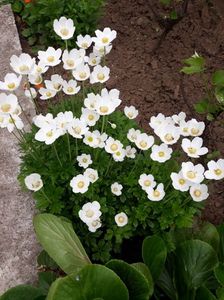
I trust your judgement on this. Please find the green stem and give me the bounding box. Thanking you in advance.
[66,132,72,161]
[82,81,85,99]
[18,102,32,127]
[105,156,113,176]
[65,40,68,50]
[129,150,142,176]
[101,115,106,134]
[75,138,78,157]
[52,143,62,167]
[26,79,39,113]
[9,114,26,142]
[40,189,51,203]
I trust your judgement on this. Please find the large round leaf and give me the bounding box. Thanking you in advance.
[34,214,91,275]
[0,285,43,300]
[175,240,218,290]
[106,259,152,300]
[142,235,167,281]
[199,223,220,251]
[132,262,154,297]
[214,263,224,286]
[47,264,129,300]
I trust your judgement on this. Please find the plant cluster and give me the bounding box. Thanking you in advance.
[0,17,223,262]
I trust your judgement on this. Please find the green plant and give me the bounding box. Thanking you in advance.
[6,0,105,50]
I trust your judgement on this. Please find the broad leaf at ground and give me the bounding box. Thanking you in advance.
[0,285,43,300]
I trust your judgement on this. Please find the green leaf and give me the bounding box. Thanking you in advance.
[37,250,58,270]
[218,225,224,262]
[34,214,91,275]
[199,222,220,251]
[216,287,224,300]
[196,286,217,300]
[38,271,57,294]
[215,264,224,286]
[12,1,23,13]
[160,0,171,5]
[181,55,205,74]
[47,264,129,300]
[106,259,152,299]
[0,285,43,300]
[212,70,224,86]
[215,86,224,104]
[170,10,178,20]
[194,99,209,114]
[142,235,167,281]
[132,262,154,295]
[175,240,218,290]
[157,268,177,300]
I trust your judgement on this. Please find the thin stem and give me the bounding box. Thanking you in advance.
[129,150,142,176]
[11,130,23,143]
[9,114,26,142]
[105,156,113,176]
[65,40,68,50]
[66,132,72,161]
[18,102,32,126]
[75,138,78,157]
[52,143,62,167]
[26,79,39,113]
[82,81,85,99]
[101,115,106,134]
[40,189,51,203]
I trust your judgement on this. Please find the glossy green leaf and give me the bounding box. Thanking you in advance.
[218,225,224,262]
[212,70,224,86]
[196,286,217,300]
[106,259,152,299]
[142,235,167,281]
[157,268,177,300]
[47,264,129,300]
[34,214,91,275]
[132,262,154,296]
[0,285,43,300]
[199,222,220,251]
[215,264,224,286]
[38,271,57,294]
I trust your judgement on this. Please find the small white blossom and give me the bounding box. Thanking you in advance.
[70,174,90,194]
[83,131,99,148]
[53,16,75,40]
[39,88,57,100]
[105,137,123,154]
[92,28,117,47]
[62,49,83,70]
[125,146,136,159]
[81,108,100,127]
[181,162,205,184]
[115,212,128,227]
[150,143,173,163]
[72,64,90,81]
[45,74,63,92]
[86,53,101,66]
[181,137,208,158]
[111,182,123,196]
[87,219,102,232]
[190,184,209,202]
[170,171,191,192]
[38,47,62,67]
[135,133,154,150]
[188,118,205,137]
[24,173,43,192]
[76,34,92,49]
[84,168,99,183]
[35,125,62,144]
[0,73,22,91]
[77,154,92,169]
[78,201,101,223]
[0,93,18,114]
[172,112,186,124]
[10,53,35,75]
[62,79,80,95]
[90,65,110,84]
[67,118,89,139]
[138,174,156,191]
[124,106,138,119]
[127,128,141,143]
[112,148,126,162]
[147,183,165,201]
[204,159,224,180]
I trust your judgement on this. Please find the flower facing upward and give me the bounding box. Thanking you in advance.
[90,65,110,84]
[83,131,99,148]
[135,133,154,150]
[105,137,123,154]
[24,173,43,192]
[38,47,62,67]
[188,119,205,137]
[112,148,126,162]
[204,159,224,180]
[0,93,18,114]
[93,44,112,57]
[150,143,173,163]
[76,34,92,49]
[92,28,117,47]
[156,124,180,145]
[35,125,62,145]
[84,93,101,110]
[86,53,101,67]
[45,74,63,92]
[181,162,205,184]
[78,201,101,223]
[115,212,128,227]
[172,112,186,124]
[62,49,83,70]
[10,53,35,75]
[77,154,93,169]
[55,111,74,134]
[111,182,123,196]
[39,88,57,100]
[127,128,141,143]
[0,73,22,91]
[87,219,102,232]
[84,168,99,183]
[138,174,156,192]
[147,183,165,201]
[70,174,90,194]
[62,79,80,95]
[67,118,89,139]
[124,106,139,119]
[53,16,75,40]
[170,171,191,192]
[72,64,90,81]
[181,137,208,158]
[125,146,137,159]
[81,108,100,127]
[190,184,209,202]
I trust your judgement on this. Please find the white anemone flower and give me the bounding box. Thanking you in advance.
[0,73,22,91]
[55,111,74,133]
[25,88,37,99]
[76,34,92,49]
[33,113,55,128]
[53,16,75,40]
[170,171,191,192]
[147,183,165,201]
[156,124,180,145]
[28,73,43,86]
[39,88,57,100]
[181,137,208,158]
[181,162,205,184]
[179,120,191,137]
[105,137,123,154]
[72,64,90,81]
[0,93,18,114]
[124,106,139,119]
[84,92,101,110]
[86,53,101,66]
[10,53,35,75]
[35,125,62,144]
[111,182,123,196]
[62,49,83,70]
[38,47,62,67]
[87,219,102,232]
[112,148,126,162]
[138,174,156,191]
[32,62,49,74]
[24,173,43,192]
[125,146,137,159]
[135,133,154,150]
[67,118,89,139]
[81,108,100,127]
[204,159,224,180]
[4,114,24,133]
[84,168,99,183]
[45,74,63,92]
[78,201,101,222]
[190,184,209,202]
[62,79,80,95]
[70,174,90,194]
[93,130,108,148]
[127,128,141,143]
[150,144,173,163]
[101,88,121,107]
[149,113,167,130]
[115,212,128,227]
[90,65,110,84]
[172,112,186,124]
[77,154,92,169]
[95,97,117,116]
[92,27,117,47]
[83,131,99,148]
[188,118,205,137]
[93,44,113,57]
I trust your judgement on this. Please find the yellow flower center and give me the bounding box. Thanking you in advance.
[88,114,94,121]
[1,103,11,113]
[139,140,147,148]
[78,181,85,189]
[36,66,42,72]
[186,171,196,179]
[7,83,16,89]
[164,133,174,142]
[53,83,61,90]
[153,190,160,197]
[60,28,69,36]
[116,151,121,156]
[118,216,124,223]
[35,76,42,84]
[100,106,109,113]
[188,147,197,154]
[194,190,201,197]
[144,180,151,187]
[81,42,88,49]
[47,56,55,63]
[73,126,81,134]
[127,112,133,118]
[19,65,29,72]
[92,58,97,64]
[191,128,199,135]
[158,151,165,157]
[32,181,41,189]
[97,73,105,81]
[183,127,188,133]
[66,59,75,68]
[110,143,118,151]
[79,72,87,79]
[46,131,53,137]
[82,158,87,163]
[46,92,52,97]
[214,169,222,176]
[179,178,185,185]
[88,136,93,142]
[86,209,94,217]
[102,37,109,44]
[67,87,74,93]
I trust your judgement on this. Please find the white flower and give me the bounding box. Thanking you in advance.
[95,97,117,115]
[105,137,123,154]
[35,125,62,145]
[156,124,180,145]
[90,65,110,84]
[55,111,74,133]
[62,49,83,70]
[83,131,99,148]
[84,92,101,110]
[190,184,209,202]
[181,137,208,158]
[4,114,24,133]
[112,149,126,162]
[172,112,186,124]
[0,93,18,114]
[181,162,205,183]
[115,212,128,227]
[124,106,139,119]
[67,118,89,139]
[93,44,112,57]
[87,219,101,232]
[188,119,205,137]
[76,34,92,49]
[135,133,154,150]
[111,182,123,196]
[72,64,90,81]
[39,88,57,100]
[93,130,108,148]
[147,183,165,201]
[204,159,224,180]
[38,47,62,67]
[0,73,22,91]
[149,113,166,130]
[33,113,55,128]
[101,88,121,107]
[150,144,173,163]
[28,74,42,85]
[45,74,63,92]
[24,173,43,192]
[32,62,49,74]
[78,201,101,223]
[84,168,99,183]
[179,120,191,137]
[127,128,141,143]
[77,154,92,169]
[10,53,35,75]
[53,16,75,40]
[86,53,101,66]
[25,88,37,99]
[62,79,80,95]
[81,108,100,126]
[170,171,191,192]
[70,174,90,194]
[92,28,117,47]
[125,146,136,159]
[138,174,156,191]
